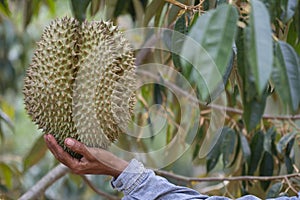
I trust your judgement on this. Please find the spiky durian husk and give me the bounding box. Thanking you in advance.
[23,17,136,158]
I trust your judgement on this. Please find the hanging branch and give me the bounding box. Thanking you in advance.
[154,169,300,184]
[164,0,205,12]
[19,164,70,200]
[80,175,121,200]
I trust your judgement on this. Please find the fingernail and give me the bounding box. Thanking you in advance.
[65,138,75,147]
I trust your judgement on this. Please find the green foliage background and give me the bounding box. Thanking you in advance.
[0,0,300,199]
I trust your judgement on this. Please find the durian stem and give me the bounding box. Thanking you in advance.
[19,164,69,200]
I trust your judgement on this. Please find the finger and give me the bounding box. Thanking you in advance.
[64,138,94,160]
[44,134,78,166]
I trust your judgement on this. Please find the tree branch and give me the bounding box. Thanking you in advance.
[80,175,121,200]
[19,164,70,200]
[154,169,300,184]
[164,0,205,12]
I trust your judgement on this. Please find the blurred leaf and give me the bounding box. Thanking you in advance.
[272,41,300,112]
[153,84,163,105]
[221,128,238,168]
[23,135,48,171]
[276,132,296,155]
[259,152,274,190]
[144,0,165,26]
[0,0,11,16]
[132,0,145,26]
[281,0,298,23]
[172,12,190,69]
[249,131,264,175]
[70,0,91,22]
[248,0,273,95]
[266,182,283,198]
[0,163,13,189]
[90,0,102,16]
[45,0,55,14]
[181,4,238,101]
[0,108,14,131]
[105,0,118,19]
[23,0,43,28]
[239,132,251,164]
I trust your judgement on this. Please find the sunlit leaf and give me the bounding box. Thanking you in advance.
[45,0,55,15]
[0,0,11,16]
[0,163,13,189]
[259,152,274,190]
[249,131,264,175]
[23,135,48,171]
[248,0,273,95]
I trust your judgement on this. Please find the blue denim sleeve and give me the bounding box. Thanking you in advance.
[111,159,300,200]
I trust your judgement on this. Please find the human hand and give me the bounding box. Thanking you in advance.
[44,134,128,178]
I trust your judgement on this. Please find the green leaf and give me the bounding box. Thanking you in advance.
[259,152,274,190]
[276,132,296,155]
[263,127,276,154]
[0,163,13,189]
[284,155,294,174]
[144,0,165,26]
[239,132,251,164]
[172,13,190,69]
[272,41,300,112]
[266,182,283,198]
[90,0,102,16]
[0,0,11,16]
[281,0,299,23]
[105,0,118,19]
[181,4,238,101]
[243,87,269,131]
[248,0,273,95]
[23,135,48,171]
[249,131,264,175]
[70,0,91,22]
[221,128,238,168]
[206,127,230,172]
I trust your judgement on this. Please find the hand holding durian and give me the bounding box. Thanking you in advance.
[23,17,136,158]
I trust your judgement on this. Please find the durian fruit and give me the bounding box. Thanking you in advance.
[23,17,136,158]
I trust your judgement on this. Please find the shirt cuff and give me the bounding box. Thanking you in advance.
[111,159,151,195]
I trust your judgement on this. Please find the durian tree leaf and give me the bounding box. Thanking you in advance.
[206,127,229,172]
[284,154,294,174]
[45,0,55,15]
[144,0,165,26]
[221,128,238,168]
[242,87,269,132]
[172,13,190,69]
[90,0,103,17]
[181,4,238,101]
[266,182,283,198]
[287,20,300,54]
[0,163,13,189]
[70,0,91,22]
[105,0,118,19]
[0,108,14,132]
[259,151,274,191]
[281,0,299,23]
[249,131,264,175]
[23,135,48,171]
[239,132,251,164]
[132,0,145,26]
[276,132,296,155]
[272,41,300,112]
[263,127,276,154]
[248,0,273,95]
[0,0,11,16]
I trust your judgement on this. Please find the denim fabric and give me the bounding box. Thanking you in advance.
[111,159,300,200]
